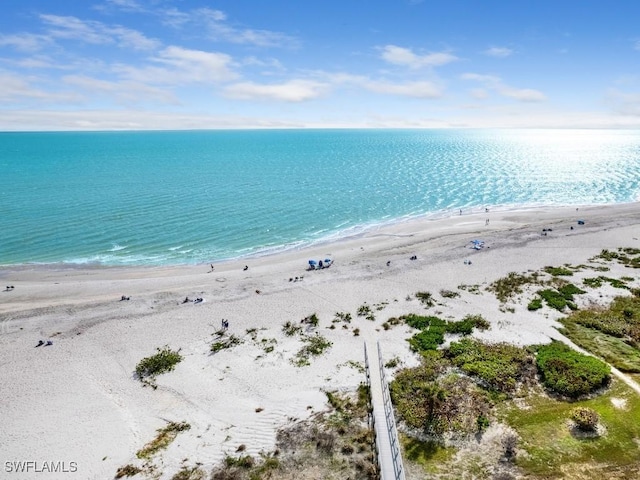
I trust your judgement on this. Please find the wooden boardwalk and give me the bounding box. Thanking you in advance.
[365,342,406,480]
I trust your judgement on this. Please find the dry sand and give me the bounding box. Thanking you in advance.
[1,203,639,479]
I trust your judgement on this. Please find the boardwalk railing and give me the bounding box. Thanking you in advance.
[363,343,381,478]
[377,342,406,480]
[364,342,406,480]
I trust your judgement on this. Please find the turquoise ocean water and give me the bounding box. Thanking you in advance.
[1,129,639,267]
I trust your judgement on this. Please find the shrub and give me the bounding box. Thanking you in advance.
[135,346,183,387]
[282,321,302,336]
[292,334,332,366]
[137,422,191,459]
[464,314,490,331]
[528,298,543,310]
[115,465,142,478]
[536,341,610,397]
[415,291,435,307]
[489,272,543,303]
[440,289,460,298]
[544,266,574,276]
[447,338,534,394]
[570,406,600,432]
[211,334,242,353]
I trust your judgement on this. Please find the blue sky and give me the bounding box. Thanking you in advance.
[1,0,639,130]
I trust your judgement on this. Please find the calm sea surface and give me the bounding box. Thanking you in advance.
[1,129,638,266]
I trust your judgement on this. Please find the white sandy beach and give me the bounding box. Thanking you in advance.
[1,203,639,479]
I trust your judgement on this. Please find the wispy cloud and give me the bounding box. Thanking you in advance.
[0,71,82,104]
[115,46,239,85]
[362,80,442,98]
[0,33,52,52]
[606,89,640,116]
[223,80,328,101]
[63,75,178,104]
[379,45,458,68]
[483,46,513,58]
[160,7,297,48]
[39,14,160,50]
[461,73,546,102]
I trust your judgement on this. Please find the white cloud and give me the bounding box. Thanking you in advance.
[115,46,238,85]
[39,14,159,50]
[161,7,296,48]
[0,71,81,104]
[380,45,458,69]
[363,80,442,98]
[461,72,546,102]
[0,33,52,52]
[483,47,513,58]
[606,89,640,116]
[63,75,178,104]
[223,80,328,102]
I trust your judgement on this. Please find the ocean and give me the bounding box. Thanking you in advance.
[1,129,638,267]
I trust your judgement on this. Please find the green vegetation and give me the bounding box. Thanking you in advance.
[457,283,481,294]
[292,334,333,366]
[544,265,574,276]
[440,289,460,299]
[170,466,206,480]
[333,311,352,324]
[527,297,543,310]
[136,422,191,459]
[135,346,183,388]
[488,271,544,303]
[536,341,610,397]
[558,295,640,372]
[447,338,535,394]
[592,247,640,268]
[282,320,302,336]
[584,275,630,289]
[356,303,375,321]
[115,465,142,478]
[415,291,435,307]
[570,406,600,432]
[210,334,242,353]
[501,380,640,478]
[403,314,490,353]
[534,282,586,311]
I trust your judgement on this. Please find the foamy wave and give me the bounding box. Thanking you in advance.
[109,244,127,252]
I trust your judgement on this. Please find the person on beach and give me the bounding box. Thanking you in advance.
[243,265,248,271]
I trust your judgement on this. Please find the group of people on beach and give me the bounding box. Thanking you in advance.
[4,285,15,291]
[221,319,229,330]
[35,339,53,347]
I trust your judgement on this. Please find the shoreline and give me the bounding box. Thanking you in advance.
[2,200,637,273]
[1,201,639,479]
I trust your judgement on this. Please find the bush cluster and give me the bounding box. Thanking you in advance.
[570,406,600,432]
[536,341,610,397]
[446,338,534,394]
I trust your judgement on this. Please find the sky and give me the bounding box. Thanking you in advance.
[1,0,640,130]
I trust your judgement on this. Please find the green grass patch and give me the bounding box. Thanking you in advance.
[558,321,640,373]
[400,433,456,474]
[135,346,183,388]
[544,265,574,276]
[292,334,333,367]
[500,380,640,478]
